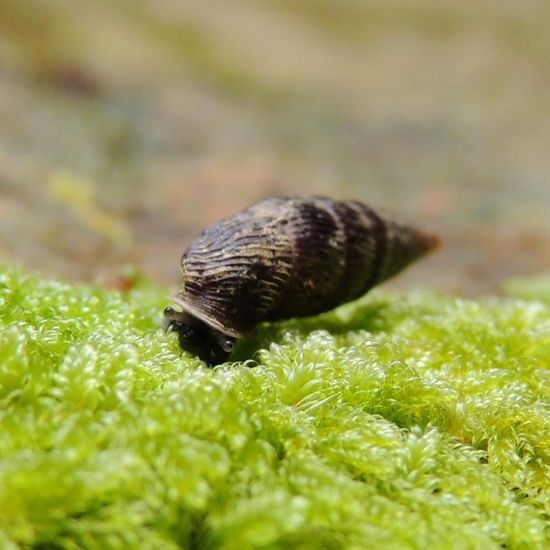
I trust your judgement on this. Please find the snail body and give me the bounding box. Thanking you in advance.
[165,196,439,365]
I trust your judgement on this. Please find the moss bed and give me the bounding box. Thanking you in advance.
[0,267,548,549]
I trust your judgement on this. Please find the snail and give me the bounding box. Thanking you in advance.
[164,196,439,365]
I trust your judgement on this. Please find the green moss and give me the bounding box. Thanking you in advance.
[0,266,548,549]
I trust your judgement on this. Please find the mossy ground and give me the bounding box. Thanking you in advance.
[0,267,548,549]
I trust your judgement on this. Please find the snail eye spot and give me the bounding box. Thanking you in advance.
[222,339,235,352]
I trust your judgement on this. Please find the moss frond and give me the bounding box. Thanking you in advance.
[0,267,548,548]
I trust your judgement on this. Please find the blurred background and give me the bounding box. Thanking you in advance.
[1,0,549,295]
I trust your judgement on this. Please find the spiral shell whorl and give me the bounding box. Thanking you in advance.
[174,196,438,338]
[174,199,293,337]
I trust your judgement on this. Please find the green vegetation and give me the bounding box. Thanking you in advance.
[0,266,548,549]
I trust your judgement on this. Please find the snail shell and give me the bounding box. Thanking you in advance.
[165,196,439,364]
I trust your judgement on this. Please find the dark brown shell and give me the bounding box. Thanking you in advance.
[173,196,439,338]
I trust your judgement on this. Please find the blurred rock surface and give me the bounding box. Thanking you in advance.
[1,0,549,295]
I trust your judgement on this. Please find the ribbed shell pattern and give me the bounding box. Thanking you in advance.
[174,197,438,337]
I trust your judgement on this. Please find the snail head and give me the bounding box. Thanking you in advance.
[163,306,236,366]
